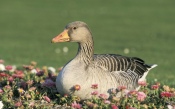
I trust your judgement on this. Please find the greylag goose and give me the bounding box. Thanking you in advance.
[51,21,157,99]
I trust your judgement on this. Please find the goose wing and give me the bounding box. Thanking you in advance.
[94,54,151,77]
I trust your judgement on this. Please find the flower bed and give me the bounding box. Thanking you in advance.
[0,60,175,109]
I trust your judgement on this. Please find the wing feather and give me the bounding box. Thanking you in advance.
[94,54,151,78]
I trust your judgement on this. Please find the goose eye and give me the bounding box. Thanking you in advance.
[73,27,77,30]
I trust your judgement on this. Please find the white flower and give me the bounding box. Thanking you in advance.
[0,64,5,71]
[48,67,56,73]
[0,101,4,109]
[10,65,16,72]
[31,69,37,74]
[167,105,175,109]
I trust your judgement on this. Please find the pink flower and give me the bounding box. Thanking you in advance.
[0,72,9,77]
[12,70,24,79]
[91,91,98,96]
[138,81,147,86]
[151,85,159,90]
[111,104,118,109]
[91,84,98,89]
[0,59,4,64]
[137,91,146,101]
[71,101,82,109]
[0,88,3,93]
[161,92,173,98]
[74,85,81,91]
[43,96,51,103]
[8,76,14,82]
[104,100,111,104]
[5,65,13,71]
[42,79,55,88]
[128,90,137,96]
[29,87,36,91]
[99,93,108,100]
[4,85,11,90]
[26,80,33,86]
[118,86,126,91]
[29,102,35,107]
[14,101,22,107]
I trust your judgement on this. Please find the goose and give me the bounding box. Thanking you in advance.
[51,21,157,99]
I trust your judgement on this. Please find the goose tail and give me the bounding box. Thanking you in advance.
[148,64,158,71]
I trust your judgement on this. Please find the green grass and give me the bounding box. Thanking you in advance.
[0,0,175,85]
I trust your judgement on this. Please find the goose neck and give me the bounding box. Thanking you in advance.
[76,41,94,65]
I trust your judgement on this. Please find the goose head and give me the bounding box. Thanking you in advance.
[51,21,93,44]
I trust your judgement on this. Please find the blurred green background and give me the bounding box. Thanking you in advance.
[0,0,175,85]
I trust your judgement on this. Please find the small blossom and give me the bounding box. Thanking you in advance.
[71,101,82,109]
[36,71,44,77]
[163,85,171,92]
[43,96,51,103]
[18,88,25,94]
[30,61,37,66]
[112,96,120,102]
[0,64,5,71]
[48,67,56,73]
[74,85,81,91]
[104,100,111,104]
[25,93,31,99]
[29,87,36,91]
[91,91,98,96]
[26,80,33,86]
[12,70,24,79]
[151,85,159,90]
[137,91,146,101]
[14,101,22,107]
[5,65,13,71]
[20,81,27,89]
[118,86,126,91]
[4,85,11,90]
[31,69,38,74]
[0,88,3,93]
[23,65,34,70]
[99,93,108,100]
[128,90,138,96]
[167,105,175,109]
[91,84,98,89]
[86,101,94,108]
[7,76,14,82]
[138,81,147,86]
[42,79,55,88]
[0,60,4,64]
[111,104,118,109]
[0,101,4,109]
[29,101,35,107]
[0,72,9,77]
[161,92,172,98]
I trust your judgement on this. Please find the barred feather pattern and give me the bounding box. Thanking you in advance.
[76,41,152,90]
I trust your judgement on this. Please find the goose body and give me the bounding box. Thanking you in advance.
[52,21,157,99]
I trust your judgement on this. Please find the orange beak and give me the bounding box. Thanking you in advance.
[51,29,70,43]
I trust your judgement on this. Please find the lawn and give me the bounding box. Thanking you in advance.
[0,0,175,86]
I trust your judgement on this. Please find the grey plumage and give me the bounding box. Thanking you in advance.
[52,21,157,99]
